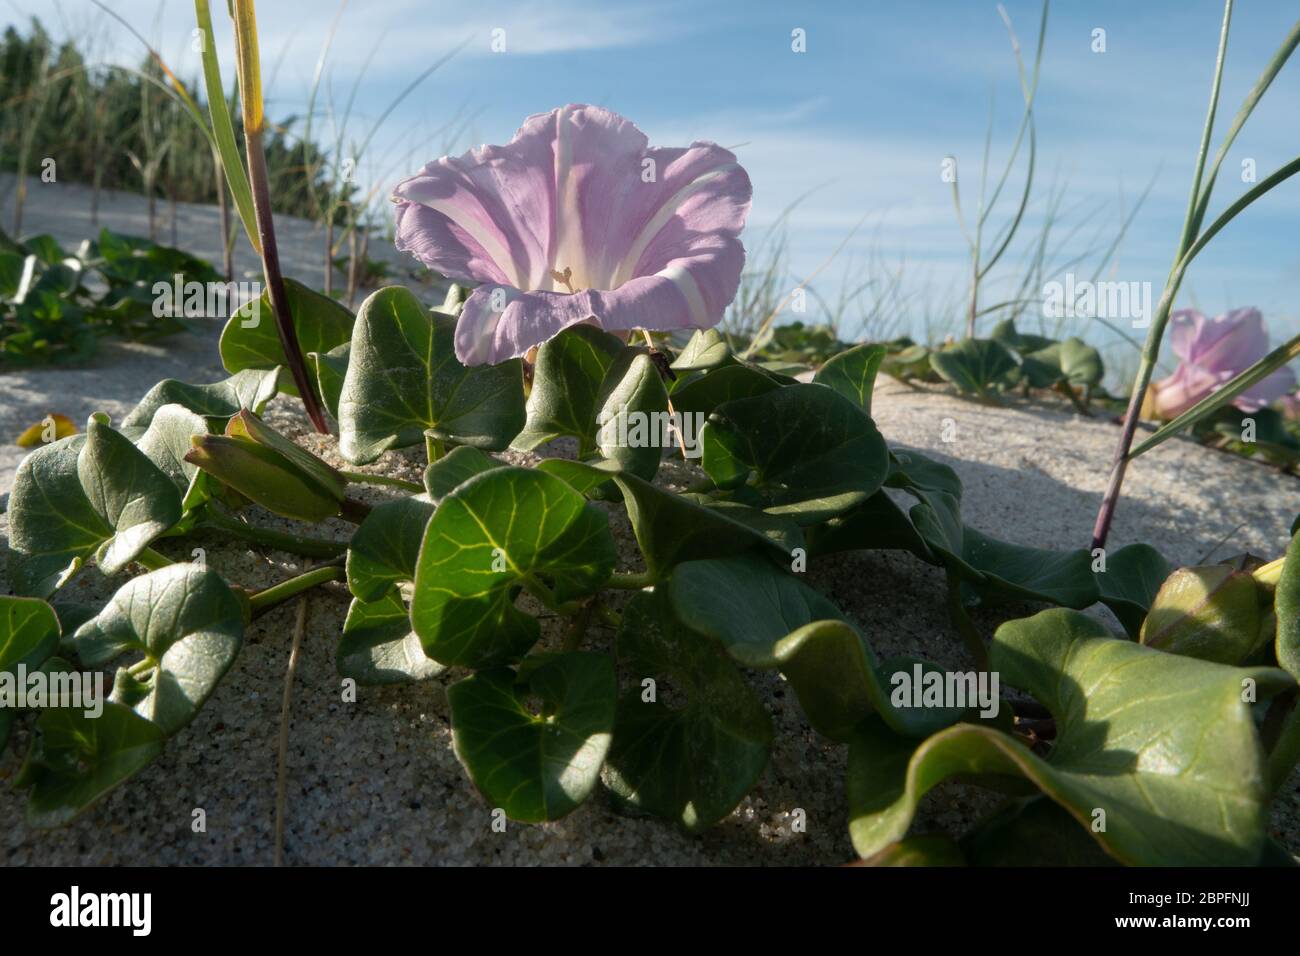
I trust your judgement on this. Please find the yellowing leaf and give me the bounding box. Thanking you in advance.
[14,413,77,448]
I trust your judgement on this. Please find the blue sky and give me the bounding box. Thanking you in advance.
[9,0,1300,361]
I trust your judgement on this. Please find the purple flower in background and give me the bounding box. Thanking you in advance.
[392,104,752,365]
[1146,307,1296,419]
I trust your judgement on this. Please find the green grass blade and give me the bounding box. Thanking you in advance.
[1189,18,1300,237]
[195,0,261,254]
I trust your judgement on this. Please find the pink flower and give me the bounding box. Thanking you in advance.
[392,104,752,365]
[1146,308,1296,419]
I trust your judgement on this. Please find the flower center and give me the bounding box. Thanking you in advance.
[549,266,577,294]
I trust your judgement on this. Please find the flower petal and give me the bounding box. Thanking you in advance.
[455,242,744,366]
[1235,364,1297,412]
[1168,309,1206,362]
[1194,307,1268,374]
[1150,363,1219,419]
[393,110,562,289]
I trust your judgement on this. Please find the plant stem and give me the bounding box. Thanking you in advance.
[274,563,310,867]
[1090,0,1233,551]
[520,576,580,615]
[249,565,344,617]
[592,602,623,630]
[137,548,174,571]
[946,569,989,670]
[127,657,157,678]
[231,0,329,434]
[339,470,424,493]
[198,510,347,559]
[608,570,655,590]
[562,602,593,652]
[425,433,446,463]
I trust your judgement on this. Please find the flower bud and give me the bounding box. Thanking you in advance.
[1140,565,1268,664]
[184,412,345,522]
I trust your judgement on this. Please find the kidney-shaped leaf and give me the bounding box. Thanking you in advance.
[701,383,890,525]
[8,415,185,596]
[669,554,965,740]
[120,368,279,439]
[602,589,771,831]
[412,467,615,668]
[1095,542,1173,639]
[815,344,886,415]
[74,564,244,736]
[338,286,525,464]
[449,651,616,822]
[537,459,798,580]
[19,702,166,827]
[928,338,1020,395]
[345,494,436,601]
[512,324,625,455]
[847,607,1292,865]
[338,591,445,685]
[221,278,354,397]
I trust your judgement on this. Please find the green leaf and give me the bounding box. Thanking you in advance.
[857,834,967,867]
[669,554,965,740]
[670,328,733,372]
[806,491,932,559]
[338,591,445,685]
[538,459,798,579]
[594,350,670,480]
[847,607,1292,865]
[962,797,1118,866]
[701,383,890,525]
[411,467,615,668]
[815,344,886,415]
[338,286,525,464]
[120,368,280,438]
[929,338,1020,395]
[306,342,350,421]
[21,702,165,827]
[602,590,771,831]
[1141,565,1268,665]
[1095,543,1173,639]
[220,278,355,396]
[8,416,185,594]
[74,564,244,735]
[449,651,616,822]
[1057,337,1104,387]
[7,436,108,597]
[512,324,624,455]
[135,404,210,510]
[346,494,436,601]
[991,318,1055,354]
[667,363,783,415]
[79,414,183,575]
[1276,532,1300,680]
[0,595,60,676]
[958,527,1100,608]
[422,445,506,502]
